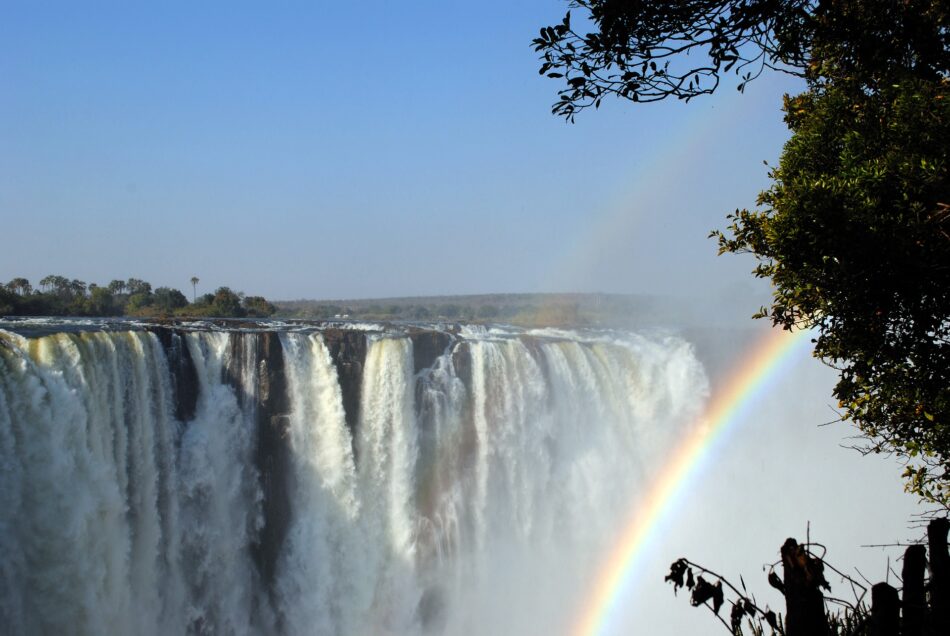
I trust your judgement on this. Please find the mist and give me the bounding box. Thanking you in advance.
[625,326,923,635]
[1,2,798,304]
[0,2,932,635]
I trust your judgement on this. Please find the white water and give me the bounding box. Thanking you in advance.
[0,325,706,635]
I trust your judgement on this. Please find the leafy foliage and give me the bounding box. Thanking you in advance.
[804,0,950,87]
[243,295,276,317]
[211,287,243,317]
[277,293,634,326]
[714,78,950,504]
[153,287,189,313]
[0,276,275,320]
[534,1,950,120]
[665,550,864,636]
[535,1,950,505]
[666,557,785,635]
[533,0,814,119]
[719,1,950,503]
[666,519,950,635]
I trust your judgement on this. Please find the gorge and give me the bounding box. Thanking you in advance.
[0,319,706,635]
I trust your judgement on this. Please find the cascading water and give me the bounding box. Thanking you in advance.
[0,320,707,635]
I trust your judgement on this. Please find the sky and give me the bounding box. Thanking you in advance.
[1,0,804,303]
[631,344,924,635]
[0,4,930,633]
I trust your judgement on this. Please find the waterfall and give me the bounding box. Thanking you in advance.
[0,322,707,635]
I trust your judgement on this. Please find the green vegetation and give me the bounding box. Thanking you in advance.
[534,1,950,633]
[534,0,813,120]
[717,78,950,506]
[538,1,950,505]
[1,276,276,319]
[274,292,695,327]
[533,1,948,120]
[715,4,950,507]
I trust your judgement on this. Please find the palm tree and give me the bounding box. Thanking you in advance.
[190,276,199,303]
[39,275,55,293]
[108,279,127,295]
[6,278,31,295]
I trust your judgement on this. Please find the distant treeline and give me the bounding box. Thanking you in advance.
[275,292,686,327]
[278,299,581,324]
[0,276,276,318]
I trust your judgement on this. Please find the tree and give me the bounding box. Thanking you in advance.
[5,278,31,296]
[536,1,950,504]
[153,287,188,313]
[716,76,950,505]
[125,278,152,296]
[439,303,461,319]
[0,290,15,315]
[125,292,154,313]
[211,287,245,317]
[68,279,87,298]
[534,1,949,120]
[243,295,276,317]
[476,304,499,319]
[88,286,116,316]
[39,275,69,296]
[190,276,199,303]
[107,279,127,295]
[38,275,55,293]
[534,0,808,119]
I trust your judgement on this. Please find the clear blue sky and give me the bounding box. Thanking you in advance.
[1,1,803,302]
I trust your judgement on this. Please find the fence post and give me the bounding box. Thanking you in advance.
[869,582,899,636]
[781,538,829,636]
[901,544,927,636]
[928,518,949,636]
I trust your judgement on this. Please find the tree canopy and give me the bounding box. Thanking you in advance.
[537,1,950,504]
[0,276,276,320]
[534,1,949,119]
[716,75,950,505]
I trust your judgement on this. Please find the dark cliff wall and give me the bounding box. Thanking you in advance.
[449,340,479,483]
[221,332,293,595]
[321,329,367,440]
[150,326,466,598]
[150,327,198,422]
[408,329,453,375]
[253,333,291,592]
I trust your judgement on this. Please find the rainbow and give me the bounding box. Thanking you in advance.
[572,326,812,636]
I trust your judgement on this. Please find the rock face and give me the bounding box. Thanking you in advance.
[518,335,553,409]
[450,340,472,390]
[221,332,292,592]
[150,327,198,422]
[447,340,479,480]
[408,329,453,375]
[321,329,367,441]
[252,333,292,591]
[0,317,714,636]
[130,329,298,602]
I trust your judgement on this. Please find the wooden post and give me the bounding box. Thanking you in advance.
[781,538,829,636]
[901,544,927,636]
[928,518,949,636]
[869,582,899,636]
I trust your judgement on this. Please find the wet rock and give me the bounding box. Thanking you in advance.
[220,332,292,593]
[149,326,198,422]
[253,332,292,591]
[451,341,472,390]
[408,329,453,374]
[321,329,367,440]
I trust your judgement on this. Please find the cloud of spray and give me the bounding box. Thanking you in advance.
[0,320,923,636]
[603,325,923,636]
